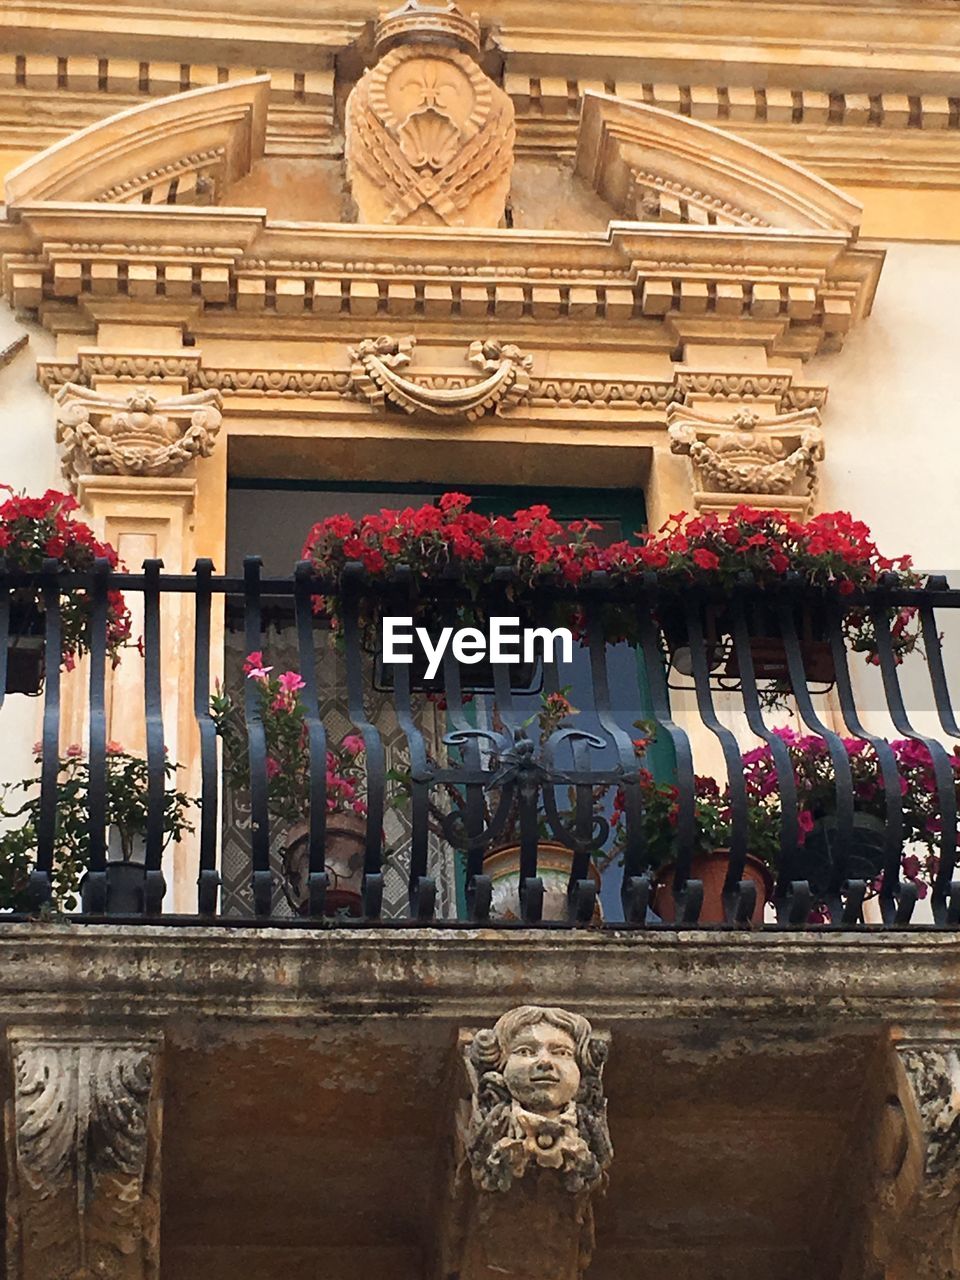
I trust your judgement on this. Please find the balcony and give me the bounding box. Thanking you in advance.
[0,557,958,1280]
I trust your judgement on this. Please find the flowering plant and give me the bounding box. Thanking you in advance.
[302,495,922,673]
[210,652,369,827]
[741,727,960,897]
[0,488,132,667]
[0,743,195,912]
[611,734,782,873]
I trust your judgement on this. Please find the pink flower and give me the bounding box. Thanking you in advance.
[106,741,124,754]
[341,734,365,757]
[277,671,305,695]
[243,651,273,680]
[265,756,281,779]
[65,742,83,758]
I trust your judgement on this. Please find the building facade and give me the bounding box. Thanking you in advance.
[1,2,960,1277]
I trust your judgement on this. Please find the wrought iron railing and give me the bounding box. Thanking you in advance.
[1,556,959,928]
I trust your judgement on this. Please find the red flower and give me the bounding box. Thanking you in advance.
[692,548,719,571]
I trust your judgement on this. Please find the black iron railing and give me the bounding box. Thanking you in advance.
[1,557,959,928]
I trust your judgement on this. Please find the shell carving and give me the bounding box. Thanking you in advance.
[398,107,463,170]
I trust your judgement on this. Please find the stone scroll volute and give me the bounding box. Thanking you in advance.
[5,1029,162,1280]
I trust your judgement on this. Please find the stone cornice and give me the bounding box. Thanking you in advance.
[4,209,881,358]
[0,925,958,1026]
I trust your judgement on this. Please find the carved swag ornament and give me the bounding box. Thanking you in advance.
[5,1030,161,1280]
[463,1005,612,1194]
[347,335,532,419]
[345,1,515,227]
[667,403,824,506]
[55,384,223,482]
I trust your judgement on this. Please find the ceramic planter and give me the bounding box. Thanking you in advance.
[282,810,367,917]
[653,849,773,924]
[485,842,602,922]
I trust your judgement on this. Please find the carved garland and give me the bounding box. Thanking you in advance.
[55,384,223,481]
[347,336,533,419]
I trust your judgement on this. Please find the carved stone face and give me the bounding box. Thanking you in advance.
[502,1021,580,1116]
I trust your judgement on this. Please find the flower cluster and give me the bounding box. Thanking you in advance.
[740,726,960,896]
[0,742,195,912]
[211,652,368,826]
[0,487,132,666]
[611,735,781,873]
[301,495,921,667]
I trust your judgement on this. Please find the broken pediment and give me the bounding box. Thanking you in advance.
[3,77,269,207]
[576,91,863,234]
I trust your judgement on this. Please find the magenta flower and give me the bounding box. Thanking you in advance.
[277,671,306,695]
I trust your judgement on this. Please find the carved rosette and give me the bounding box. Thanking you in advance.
[345,2,514,227]
[347,335,532,419]
[54,384,223,483]
[5,1030,161,1280]
[667,402,824,514]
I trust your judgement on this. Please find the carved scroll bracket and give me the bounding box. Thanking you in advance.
[851,1034,960,1280]
[346,336,532,420]
[54,383,223,484]
[5,1027,162,1280]
[440,1006,612,1280]
[667,401,824,517]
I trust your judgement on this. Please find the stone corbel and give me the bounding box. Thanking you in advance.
[438,1005,612,1280]
[666,401,824,517]
[347,336,533,421]
[5,1028,162,1280]
[54,383,223,484]
[855,1035,960,1280]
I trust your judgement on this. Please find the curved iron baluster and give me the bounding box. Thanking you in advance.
[387,569,435,921]
[826,595,909,923]
[193,559,220,916]
[489,570,542,923]
[142,559,167,915]
[724,590,797,925]
[32,559,61,910]
[681,587,749,925]
[340,563,385,919]
[294,561,329,918]
[870,587,959,925]
[919,577,960,739]
[627,580,689,925]
[84,558,110,914]
[778,589,861,926]
[440,601,491,921]
[243,556,273,917]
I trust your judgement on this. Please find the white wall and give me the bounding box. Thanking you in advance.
[0,304,60,790]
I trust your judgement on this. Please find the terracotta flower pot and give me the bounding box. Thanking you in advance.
[653,849,773,924]
[282,811,367,918]
[485,842,603,922]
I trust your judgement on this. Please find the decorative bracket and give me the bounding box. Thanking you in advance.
[55,383,223,483]
[667,401,824,516]
[5,1028,162,1280]
[346,336,533,420]
[440,1006,612,1280]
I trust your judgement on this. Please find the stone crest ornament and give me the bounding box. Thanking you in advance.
[347,335,532,418]
[55,384,223,482]
[667,402,824,515]
[463,1005,612,1194]
[345,1,515,227]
